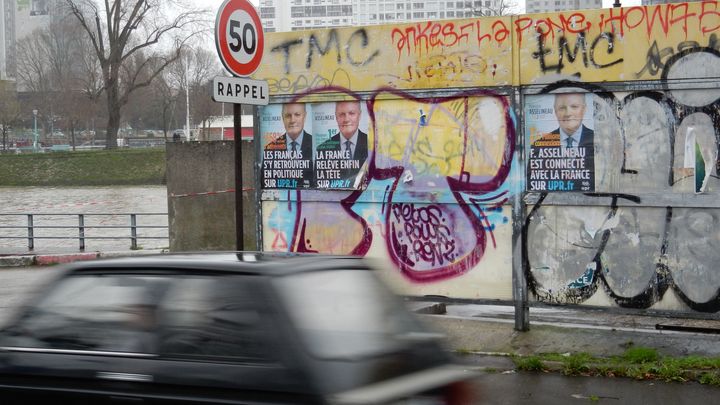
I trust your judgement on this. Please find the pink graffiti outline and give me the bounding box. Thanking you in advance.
[283,86,516,281]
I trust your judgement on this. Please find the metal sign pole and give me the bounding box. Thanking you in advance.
[234,103,244,251]
[214,0,267,252]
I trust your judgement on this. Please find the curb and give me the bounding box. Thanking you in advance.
[0,249,168,268]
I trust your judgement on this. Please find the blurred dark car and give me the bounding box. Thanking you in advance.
[0,253,477,404]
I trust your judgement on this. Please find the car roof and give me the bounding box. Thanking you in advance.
[60,252,370,277]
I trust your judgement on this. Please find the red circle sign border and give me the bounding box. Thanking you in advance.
[215,0,264,77]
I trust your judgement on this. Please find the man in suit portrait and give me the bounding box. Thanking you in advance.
[264,103,313,187]
[316,100,368,182]
[551,93,593,150]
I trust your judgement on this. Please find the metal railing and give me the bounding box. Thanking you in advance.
[0,213,168,251]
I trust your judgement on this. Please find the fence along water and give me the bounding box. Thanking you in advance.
[0,213,168,252]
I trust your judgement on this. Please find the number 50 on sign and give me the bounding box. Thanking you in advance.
[215,0,264,77]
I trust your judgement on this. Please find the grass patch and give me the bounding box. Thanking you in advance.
[699,371,720,386]
[0,148,166,186]
[509,347,720,385]
[562,352,593,375]
[513,355,546,372]
[622,347,659,364]
[454,348,474,356]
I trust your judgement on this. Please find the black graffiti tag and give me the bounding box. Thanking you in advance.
[532,31,623,74]
[636,33,719,78]
[270,28,380,74]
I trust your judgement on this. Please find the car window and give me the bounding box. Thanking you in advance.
[157,276,271,361]
[0,272,272,361]
[274,269,424,360]
[0,274,169,353]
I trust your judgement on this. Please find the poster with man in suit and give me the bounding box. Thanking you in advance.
[260,103,314,189]
[526,93,595,192]
[314,100,369,189]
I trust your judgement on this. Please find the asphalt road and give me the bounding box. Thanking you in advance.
[470,371,720,404]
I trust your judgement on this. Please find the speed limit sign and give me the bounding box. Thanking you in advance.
[215,0,264,77]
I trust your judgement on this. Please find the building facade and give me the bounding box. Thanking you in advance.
[0,0,15,80]
[525,0,602,14]
[259,0,511,32]
[641,0,694,5]
[1,0,61,81]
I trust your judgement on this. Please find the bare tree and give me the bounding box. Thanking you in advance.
[166,46,222,141]
[16,16,101,148]
[186,48,223,141]
[150,71,179,140]
[63,0,209,148]
[0,81,21,152]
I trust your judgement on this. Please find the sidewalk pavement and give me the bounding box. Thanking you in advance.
[0,249,168,267]
[413,302,720,361]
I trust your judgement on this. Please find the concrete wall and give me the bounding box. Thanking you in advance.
[209,2,718,315]
[166,141,257,251]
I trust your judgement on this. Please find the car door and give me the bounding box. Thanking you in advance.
[0,271,171,404]
[148,274,320,405]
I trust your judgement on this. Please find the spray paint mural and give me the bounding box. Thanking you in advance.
[260,88,518,298]
[255,2,720,312]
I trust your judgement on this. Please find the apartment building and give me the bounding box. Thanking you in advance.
[259,0,510,32]
[1,0,60,81]
[525,0,602,13]
[0,0,15,80]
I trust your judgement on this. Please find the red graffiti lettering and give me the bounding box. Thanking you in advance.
[599,7,625,35]
[514,16,534,46]
[429,22,443,48]
[559,13,591,34]
[512,3,720,43]
[391,27,410,57]
[670,3,695,38]
[415,21,433,54]
[493,20,510,43]
[624,7,647,30]
[442,22,460,47]
[476,21,492,45]
[646,5,672,37]
[391,19,509,59]
[700,1,720,34]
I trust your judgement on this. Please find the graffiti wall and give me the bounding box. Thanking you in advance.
[254,2,720,313]
[258,17,513,94]
[260,91,518,299]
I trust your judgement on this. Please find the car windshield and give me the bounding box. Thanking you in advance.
[274,269,426,360]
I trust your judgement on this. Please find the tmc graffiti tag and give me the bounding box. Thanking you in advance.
[532,31,623,74]
[270,28,380,74]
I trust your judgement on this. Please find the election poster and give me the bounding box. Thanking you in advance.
[526,93,595,192]
[312,101,370,190]
[259,103,314,189]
